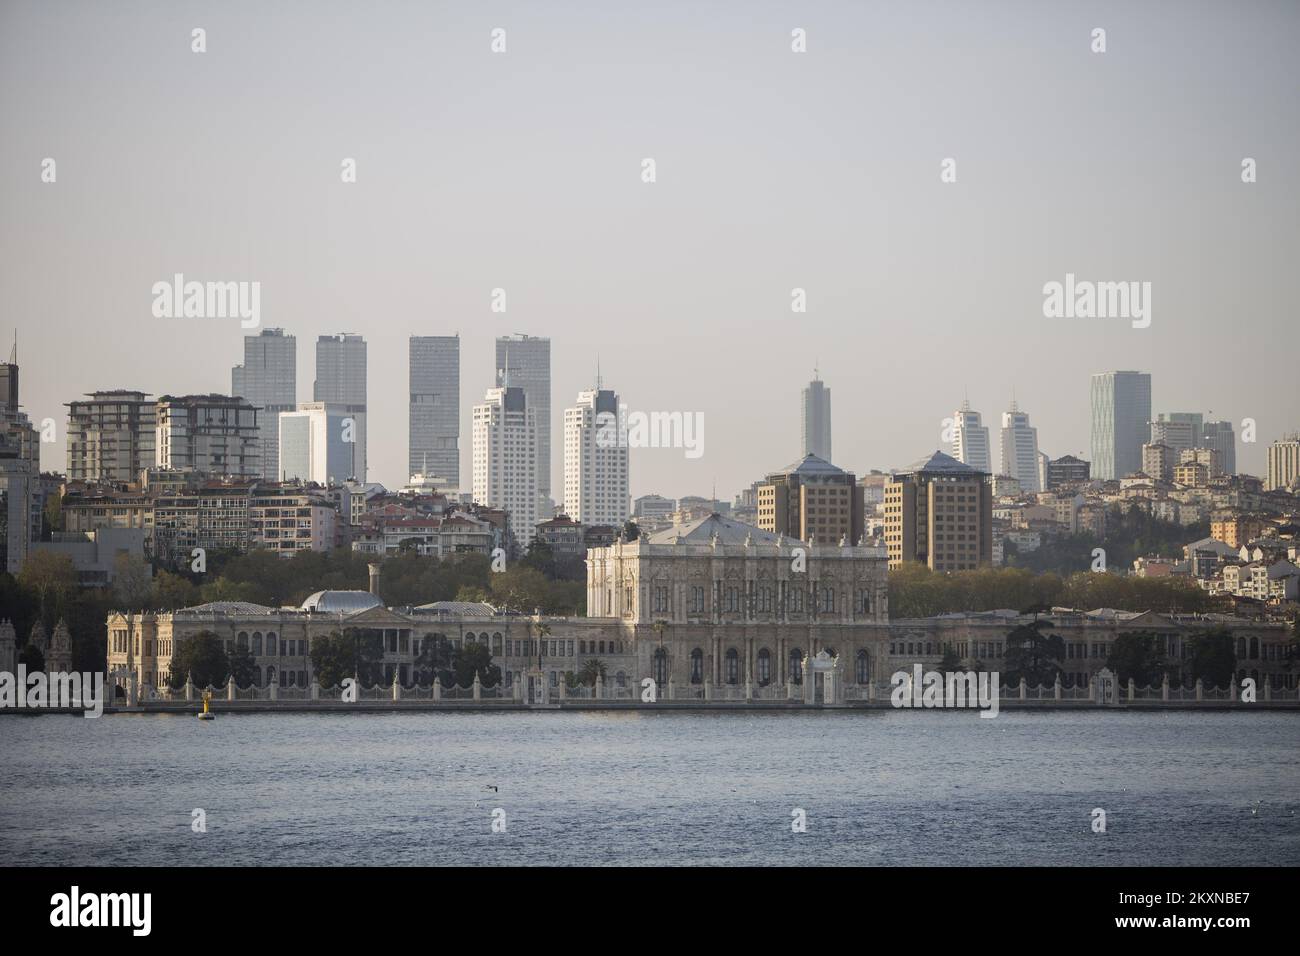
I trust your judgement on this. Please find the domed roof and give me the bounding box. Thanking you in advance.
[300,590,384,613]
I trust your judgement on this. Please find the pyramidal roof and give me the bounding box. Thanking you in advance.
[774,453,846,478]
[645,513,784,546]
[902,450,980,475]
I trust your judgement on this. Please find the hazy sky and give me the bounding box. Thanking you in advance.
[3,0,1297,499]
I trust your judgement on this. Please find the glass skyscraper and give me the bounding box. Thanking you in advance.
[313,334,366,482]
[1090,371,1152,480]
[232,328,296,480]
[409,335,460,487]
[495,335,551,499]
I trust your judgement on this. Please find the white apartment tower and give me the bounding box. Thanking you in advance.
[564,385,629,528]
[999,400,1042,493]
[473,385,539,548]
[278,403,356,486]
[314,334,366,481]
[232,328,296,481]
[951,399,991,474]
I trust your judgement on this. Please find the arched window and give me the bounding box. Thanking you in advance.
[856,650,870,684]
[690,648,704,684]
[599,641,606,654]
[616,671,627,688]
[653,648,668,685]
[1237,637,1247,657]
[492,633,503,655]
[757,648,771,686]
[579,641,587,654]
[725,648,739,684]
[237,631,248,650]
[252,633,263,655]
[266,633,277,656]
[1249,637,1259,660]
[789,648,804,684]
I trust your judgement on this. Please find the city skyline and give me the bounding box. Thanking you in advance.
[3,2,1297,499]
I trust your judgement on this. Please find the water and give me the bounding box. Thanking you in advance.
[2,710,1297,866]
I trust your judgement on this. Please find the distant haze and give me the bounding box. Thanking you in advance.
[2,0,1296,497]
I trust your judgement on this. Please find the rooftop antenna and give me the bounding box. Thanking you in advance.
[596,354,602,390]
[8,330,15,365]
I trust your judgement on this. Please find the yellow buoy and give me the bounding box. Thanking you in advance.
[198,689,215,721]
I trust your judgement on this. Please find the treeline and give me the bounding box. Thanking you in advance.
[888,562,1221,619]
[0,542,588,677]
[1006,506,1210,577]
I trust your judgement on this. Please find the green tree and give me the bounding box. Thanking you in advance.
[153,570,201,610]
[1106,632,1169,687]
[571,657,607,687]
[227,643,258,687]
[167,631,229,689]
[452,641,501,688]
[112,553,154,610]
[1186,630,1236,688]
[1001,619,1065,687]
[308,629,384,688]
[18,550,78,625]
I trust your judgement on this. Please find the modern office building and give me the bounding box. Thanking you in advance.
[314,334,366,481]
[495,335,550,499]
[65,390,157,484]
[1090,371,1152,480]
[472,384,539,549]
[1200,420,1236,475]
[563,385,629,528]
[409,335,460,487]
[1148,412,1202,455]
[1266,435,1300,491]
[232,328,296,481]
[883,451,993,571]
[154,394,261,477]
[802,373,832,463]
[951,400,991,474]
[278,403,356,486]
[757,454,864,545]
[999,400,1041,493]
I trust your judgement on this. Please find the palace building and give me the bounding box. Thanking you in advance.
[106,513,1295,698]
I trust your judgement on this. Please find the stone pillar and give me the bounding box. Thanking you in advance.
[825,669,836,706]
[472,674,481,702]
[1162,673,1169,702]
[667,677,675,701]
[226,676,235,701]
[433,677,442,702]
[513,677,522,702]
[1127,678,1134,702]
[803,672,815,705]
[703,678,712,701]
[1229,679,1236,702]
[393,670,401,701]
[269,679,278,702]
[1195,678,1203,702]
[1053,675,1061,701]
[558,672,567,700]
[1019,677,1027,700]
[786,678,795,701]
[745,677,753,702]
[1264,678,1271,702]
[310,678,320,701]
[595,674,604,700]
[185,673,194,702]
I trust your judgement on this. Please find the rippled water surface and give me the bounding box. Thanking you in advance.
[2,710,1297,865]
